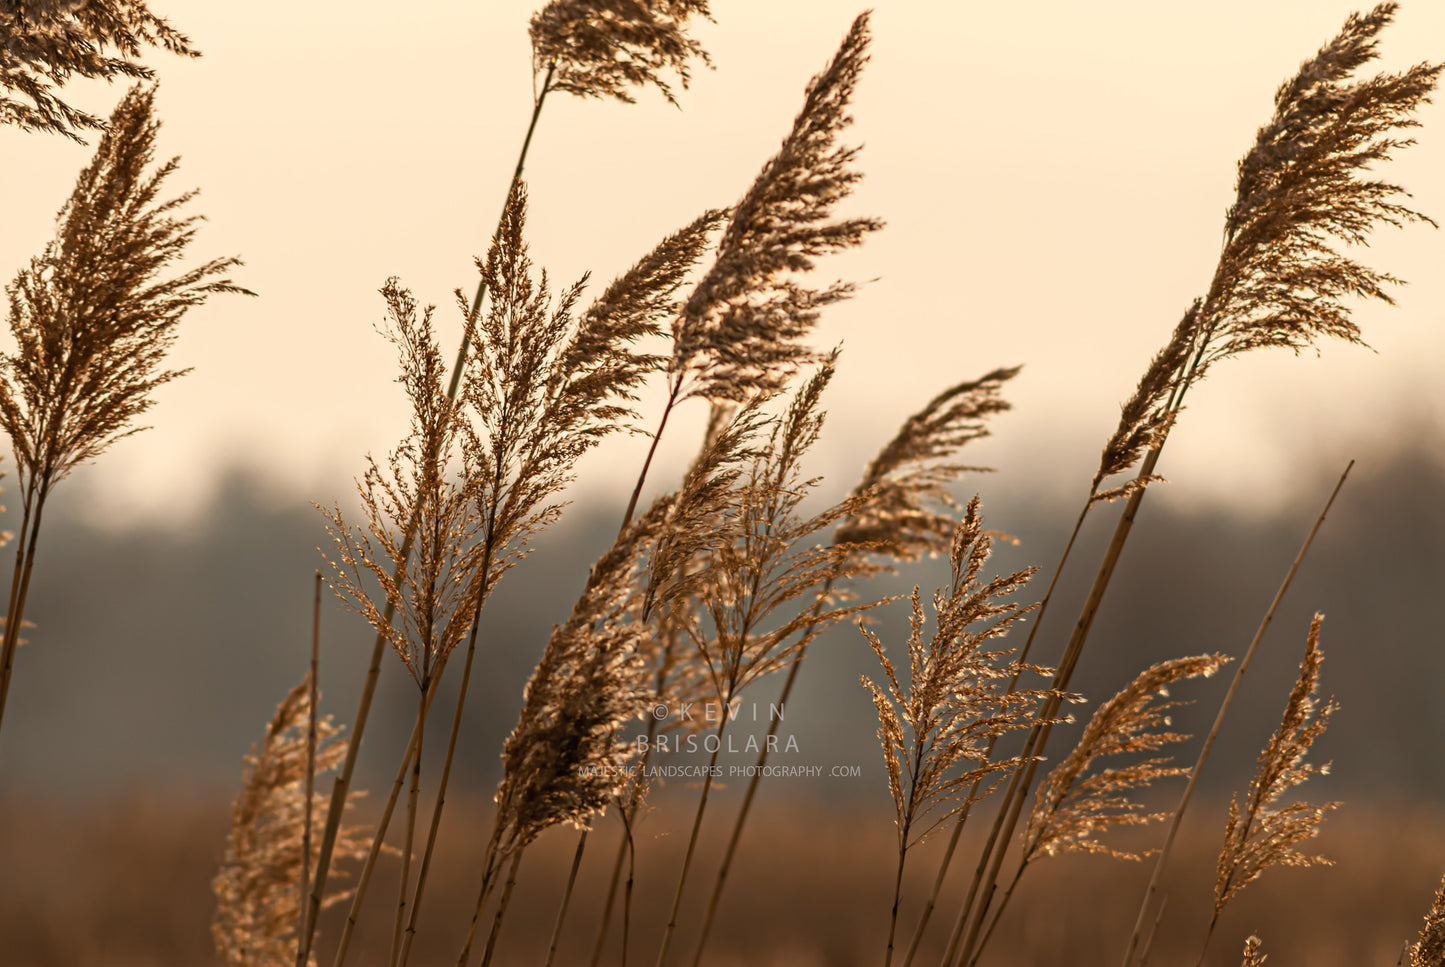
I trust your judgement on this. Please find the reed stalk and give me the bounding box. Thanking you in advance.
[1121,461,1353,967]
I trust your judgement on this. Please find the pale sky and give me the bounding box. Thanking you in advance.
[3,1,1443,528]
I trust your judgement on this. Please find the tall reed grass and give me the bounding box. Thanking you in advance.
[2,2,1444,966]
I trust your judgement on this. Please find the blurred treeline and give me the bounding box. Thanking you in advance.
[1,434,1441,806]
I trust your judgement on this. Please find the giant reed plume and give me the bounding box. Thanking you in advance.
[967,655,1229,958]
[300,5,716,945]
[1,0,196,140]
[212,676,369,967]
[1410,875,1445,967]
[620,9,881,527]
[686,366,1023,967]
[1200,615,1338,964]
[313,185,724,967]
[455,500,672,966]
[0,84,249,741]
[653,358,886,966]
[861,498,1042,967]
[939,8,1441,961]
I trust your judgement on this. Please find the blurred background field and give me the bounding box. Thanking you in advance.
[3,3,1445,964]
[0,429,1441,966]
[3,792,1441,966]
[2,429,1441,800]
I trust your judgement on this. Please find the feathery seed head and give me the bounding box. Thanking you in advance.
[211,677,369,967]
[529,0,712,106]
[1025,653,1228,863]
[1096,5,1439,490]
[863,498,1046,848]
[838,366,1019,562]
[1,1,197,140]
[1241,936,1268,967]
[320,282,485,688]
[0,85,249,505]
[1410,874,1445,967]
[462,184,719,571]
[1213,614,1339,920]
[687,359,881,702]
[493,505,665,854]
[670,12,882,403]
[1202,3,1440,369]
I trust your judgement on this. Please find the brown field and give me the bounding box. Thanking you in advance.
[3,791,1440,967]
[4,5,1444,967]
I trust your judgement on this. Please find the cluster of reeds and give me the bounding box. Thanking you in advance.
[4,1,1445,965]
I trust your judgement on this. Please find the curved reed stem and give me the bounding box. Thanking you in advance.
[1121,461,1353,967]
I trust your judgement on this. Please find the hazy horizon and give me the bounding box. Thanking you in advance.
[3,1,1444,527]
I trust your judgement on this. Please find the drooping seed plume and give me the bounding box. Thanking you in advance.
[1024,653,1228,863]
[0,0,197,140]
[1093,2,1441,496]
[463,184,720,576]
[493,505,665,856]
[0,84,249,501]
[1410,874,1445,967]
[529,0,713,106]
[319,283,485,687]
[688,358,879,703]
[837,366,1020,562]
[671,12,882,403]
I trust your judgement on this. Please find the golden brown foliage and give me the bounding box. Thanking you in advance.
[0,84,248,500]
[212,677,369,967]
[1024,654,1228,863]
[493,506,664,856]
[1410,874,1445,967]
[0,0,196,140]
[529,0,712,106]
[837,366,1019,562]
[1213,615,1339,921]
[319,284,485,688]
[1240,935,1267,967]
[862,499,1042,848]
[671,12,881,403]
